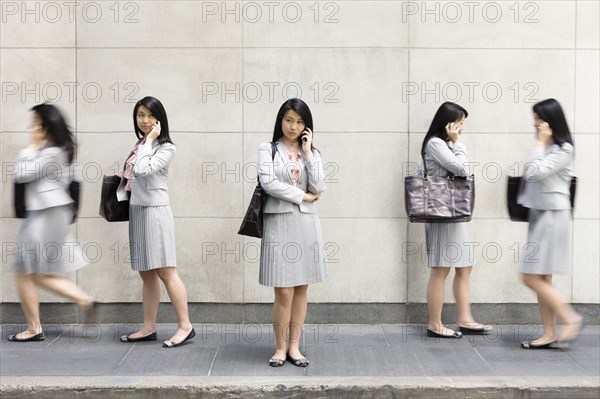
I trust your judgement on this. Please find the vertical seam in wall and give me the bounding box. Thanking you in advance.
[0,38,3,309]
[572,0,578,304]
[241,2,246,320]
[74,1,79,301]
[405,7,411,305]
[1,17,3,308]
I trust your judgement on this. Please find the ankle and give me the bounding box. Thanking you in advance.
[178,322,193,331]
[428,322,444,331]
[141,325,156,333]
[565,313,582,324]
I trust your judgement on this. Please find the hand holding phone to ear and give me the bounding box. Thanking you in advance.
[445,122,461,143]
[301,127,314,161]
[147,121,161,144]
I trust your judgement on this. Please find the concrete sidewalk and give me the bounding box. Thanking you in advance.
[1,323,599,398]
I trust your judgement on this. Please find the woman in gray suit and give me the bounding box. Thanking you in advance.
[10,104,93,342]
[419,102,490,339]
[518,98,582,349]
[258,98,326,367]
[117,96,194,348]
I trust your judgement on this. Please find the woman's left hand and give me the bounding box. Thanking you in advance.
[301,127,313,160]
[536,121,552,145]
[146,121,161,144]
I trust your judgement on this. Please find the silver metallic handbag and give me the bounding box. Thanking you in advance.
[404,158,475,223]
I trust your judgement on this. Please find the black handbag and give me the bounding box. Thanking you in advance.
[99,150,135,222]
[99,175,129,222]
[238,142,277,238]
[14,183,26,219]
[507,176,577,222]
[14,181,81,224]
[404,152,475,223]
[506,176,528,222]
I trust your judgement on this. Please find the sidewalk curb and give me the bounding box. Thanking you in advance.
[2,376,599,399]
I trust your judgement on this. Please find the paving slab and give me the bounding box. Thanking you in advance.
[1,323,598,398]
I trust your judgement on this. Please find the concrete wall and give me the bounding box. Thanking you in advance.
[1,1,598,319]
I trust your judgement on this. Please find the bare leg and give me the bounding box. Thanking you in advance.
[427,267,456,335]
[533,275,558,344]
[454,266,486,329]
[128,270,160,339]
[156,267,193,343]
[522,273,581,342]
[272,287,294,360]
[30,274,93,306]
[288,285,308,359]
[14,273,42,339]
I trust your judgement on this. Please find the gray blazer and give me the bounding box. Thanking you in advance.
[518,142,574,211]
[116,141,176,207]
[418,137,470,177]
[258,139,326,214]
[14,147,74,211]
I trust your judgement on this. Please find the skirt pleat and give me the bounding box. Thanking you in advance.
[259,205,327,287]
[425,222,476,268]
[129,205,177,271]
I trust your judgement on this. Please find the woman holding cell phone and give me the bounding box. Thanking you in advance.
[518,98,582,349]
[116,96,194,348]
[10,103,93,342]
[419,101,491,339]
[257,98,327,367]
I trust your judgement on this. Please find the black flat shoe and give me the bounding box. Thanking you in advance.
[8,332,45,342]
[458,325,494,335]
[120,331,157,343]
[163,328,195,348]
[286,353,309,367]
[427,329,463,339]
[269,358,285,367]
[521,340,560,349]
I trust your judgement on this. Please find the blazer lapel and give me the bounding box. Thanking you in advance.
[275,139,285,163]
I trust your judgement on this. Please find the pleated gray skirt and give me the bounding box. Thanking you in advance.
[521,209,572,275]
[13,205,88,274]
[129,205,177,271]
[425,222,476,268]
[259,205,327,287]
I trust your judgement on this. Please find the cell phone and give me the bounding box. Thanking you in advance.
[299,132,308,143]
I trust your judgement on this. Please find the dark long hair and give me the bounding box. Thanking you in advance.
[533,98,574,147]
[31,103,76,164]
[133,96,173,145]
[420,101,468,159]
[272,98,317,153]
